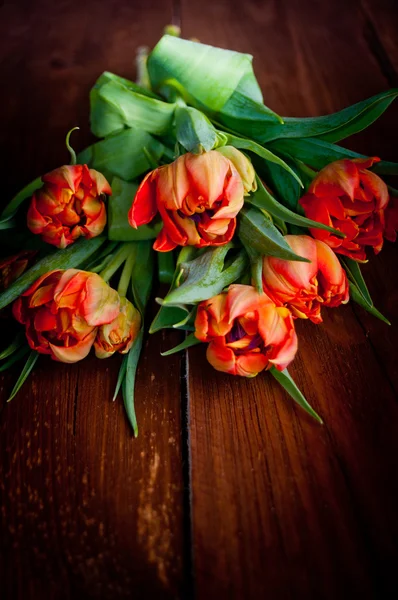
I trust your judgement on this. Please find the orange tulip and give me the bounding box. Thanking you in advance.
[27,165,111,249]
[194,284,297,377]
[262,235,349,324]
[299,158,390,261]
[13,269,120,363]
[94,297,141,359]
[128,148,251,252]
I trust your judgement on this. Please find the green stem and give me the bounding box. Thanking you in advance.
[99,242,135,283]
[118,250,136,297]
[66,127,79,165]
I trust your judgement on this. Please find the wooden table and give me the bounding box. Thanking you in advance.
[1,1,397,598]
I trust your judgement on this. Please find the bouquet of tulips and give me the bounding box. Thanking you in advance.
[1,27,397,433]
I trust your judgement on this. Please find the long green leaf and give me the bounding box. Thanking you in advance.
[257,89,398,143]
[224,133,303,187]
[0,332,25,361]
[248,177,344,237]
[340,257,372,304]
[270,367,323,423]
[0,345,30,373]
[238,206,310,262]
[7,351,39,402]
[130,240,154,314]
[122,330,143,436]
[0,236,106,311]
[158,251,175,284]
[161,332,201,356]
[349,283,390,325]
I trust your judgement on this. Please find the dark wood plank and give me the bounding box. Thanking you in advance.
[183,0,398,598]
[0,2,186,599]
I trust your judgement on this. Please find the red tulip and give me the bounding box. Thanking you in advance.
[94,297,141,359]
[194,284,297,377]
[13,269,120,363]
[299,158,390,261]
[128,148,249,252]
[262,235,349,324]
[27,165,111,249]
[0,250,36,292]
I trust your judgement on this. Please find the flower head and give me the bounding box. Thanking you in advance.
[27,165,111,249]
[299,158,389,261]
[13,269,120,363]
[262,235,349,323]
[94,297,141,359]
[128,148,249,252]
[194,284,297,377]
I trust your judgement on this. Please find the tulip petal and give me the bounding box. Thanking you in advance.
[206,340,237,375]
[236,352,268,377]
[128,171,158,228]
[49,328,97,363]
[185,151,229,205]
[82,274,120,326]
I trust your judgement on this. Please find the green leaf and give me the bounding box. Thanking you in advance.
[93,79,175,137]
[270,367,323,423]
[0,345,30,373]
[373,161,398,176]
[1,176,42,220]
[247,176,344,237]
[349,282,390,325]
[122,329,143,436]
[149,247,198,333]
[0,236,106,311]
[240,243,263,293]
[174,105,217,153]
[130,240,154,314]
[255,157,301,212]
[148,34,264,112]
[77,128,166,182]
[340,257,372,305]
[163,244,248,306]
[0,218,16,230]
[7,351,39,402]
[158,251,175,284]
[161,332,201,356]
[257,89,398,143]
[238,206,310,262]
[90,71,161,137]
[269,137,365,170]
[149,304,190,333]
[224,133,303,187]
[112,355,128,402]
[0,332,25,361]
[108,177,162,241]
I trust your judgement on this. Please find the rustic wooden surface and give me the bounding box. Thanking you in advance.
[0,0,397,598]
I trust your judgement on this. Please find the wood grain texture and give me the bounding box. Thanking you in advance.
[183,0,398,598]
[0,2,186,599]
[1,0,398,599]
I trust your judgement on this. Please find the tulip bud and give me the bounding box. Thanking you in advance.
[94,297,141,359]
[13,269,120,363]
[27,165,111,249]
[299,158,390,261]
[194,284,297,377]
[129,150,245,252]
[215,146,257,195]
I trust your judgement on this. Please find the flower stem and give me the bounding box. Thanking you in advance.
[99,242,135,283]
[295,160,317,180]
[118,249,136,297]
